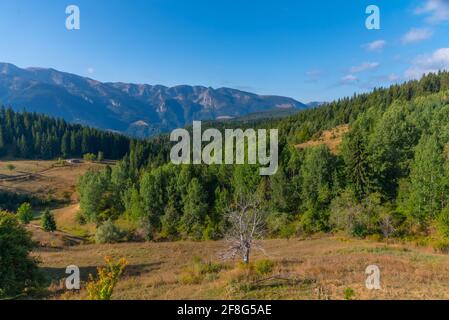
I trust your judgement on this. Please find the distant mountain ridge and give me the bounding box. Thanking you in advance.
[306,101,326,108]
[0,63,306,137]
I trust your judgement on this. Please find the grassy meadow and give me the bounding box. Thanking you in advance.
[3,146,449,300]
[34,236,449,300]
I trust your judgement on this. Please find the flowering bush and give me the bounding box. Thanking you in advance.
[86,256,128,300]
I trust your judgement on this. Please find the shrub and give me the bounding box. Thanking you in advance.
[75,212,87,225]
[179,257,226,284]
[40,209,56,232]
[178,269,204,285]
[95,220,123,244]
[0,211,43,298]
[87,256,128,300]
[432,239,449,254]
[202,216,222,240]
[254,259,275,276]
[267,212,293,237]
[17,202,33,224]
[279,221,300,239]
[437,207,449,238]
[344,287,355,300]
[329,191,384,237]
[83,153,97,162]
[300,208,329,234]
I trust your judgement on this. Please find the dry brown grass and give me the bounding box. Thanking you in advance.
[296,125,349,154]
[26,223,86,248]
[0,160,110,202]
[51,204,95,237]
[35,236,449,300]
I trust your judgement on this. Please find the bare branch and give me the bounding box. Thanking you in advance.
[220,194,267,264]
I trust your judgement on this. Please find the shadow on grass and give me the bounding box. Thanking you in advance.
[41,261,164,283]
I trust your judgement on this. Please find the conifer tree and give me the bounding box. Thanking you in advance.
[40,209,57,232]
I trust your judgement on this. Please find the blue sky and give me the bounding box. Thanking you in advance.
[0,0,449,102]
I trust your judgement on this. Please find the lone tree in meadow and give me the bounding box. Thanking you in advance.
[222,195,267,264]
[17,202,33,225]
[40,209,57,232]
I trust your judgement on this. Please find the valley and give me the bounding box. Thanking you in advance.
[2,145,448,300]
[3,0,449,308]
[3,72,449,301]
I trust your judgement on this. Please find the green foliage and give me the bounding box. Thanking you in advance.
[160,200,180,239]
[75,211,87,225]
[232,165,261,200]
[123,187,144,222]
[83,153,97,162]
[0,211,42,298]
[368,102,419,198]
[301,145,335,212]
[140,167,166,234]
[437,207,449,239]
[179,178,208,239]
[254,260,275,276]
[344,287,355,300]
[341,118,373,200]
[78,168,120,224]
[95,220,124,244]
[178,257,226,284]
[432,239,449,254]
[0,190,41,212]
[0,107,130,160]
[17,202,33,224]
[329,190,383,237]
[40,209,56,232]
[401,135,446,227]
[73,72,449,241]
[87,257,128,300]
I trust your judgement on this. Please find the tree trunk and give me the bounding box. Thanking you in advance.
[243,247,250,264]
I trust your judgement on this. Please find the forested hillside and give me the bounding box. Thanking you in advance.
[279,72,449,143]
[0,107,131,160]
[76,71,449,247]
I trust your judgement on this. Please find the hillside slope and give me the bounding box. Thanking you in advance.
[0,63,306,136]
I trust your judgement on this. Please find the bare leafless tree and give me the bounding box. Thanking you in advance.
[221,195,267,264]
[379,213,396,238]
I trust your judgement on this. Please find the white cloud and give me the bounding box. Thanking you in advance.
[405,47,449,79]
[350,62,380,73]
[415,0,449,24]
[402,28,433,44]
[87,67,95,74]
[340,74,358,84]
[363,40,386,52]
[305,69,323,82]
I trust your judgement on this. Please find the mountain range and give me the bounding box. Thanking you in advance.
[0,63,306,137]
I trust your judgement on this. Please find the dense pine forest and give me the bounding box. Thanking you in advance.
[0,107,131,160]
[74,72,449,248]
